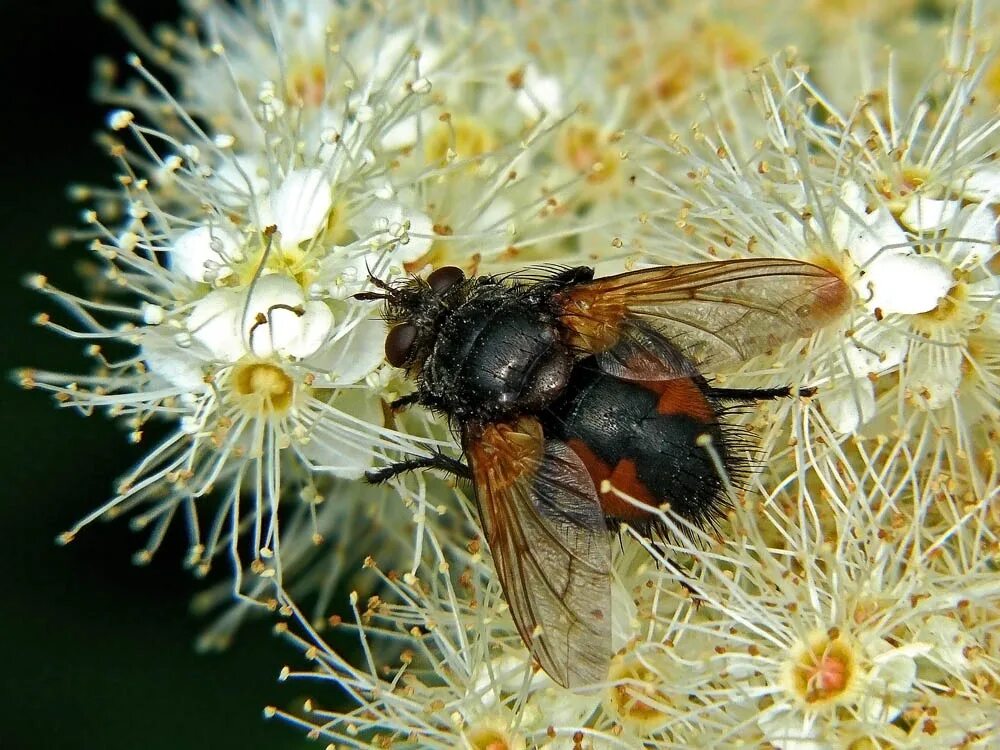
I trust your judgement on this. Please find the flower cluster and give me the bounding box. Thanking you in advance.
[636,8,1000,497]
[24,0,643,595]
[279,423,1000,748]
[22,0,1000,748]
[272,3,999,749]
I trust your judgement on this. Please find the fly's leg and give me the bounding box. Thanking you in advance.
[365,452,472,484]
[708,385,816,402]
[388,393,421,411]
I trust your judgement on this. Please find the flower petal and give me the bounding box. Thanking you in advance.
[314,247,374,300]
[915,615,974,674]
[170,225,243,283]
[283,301,335,359]
[297,389,382,478]
[141,329,210,390]
[862,254,952,315]
[262,168,332,248]
[820,380,876,434]
[352,200,435,263]
[898,196,961,232]
[905,342,962,409]
[308,314,386,383]
[516,64,563,120]
[955,163,1000,202]
[950,202,999,266]
[188,288,246,362]
[380,112,425,151]
[210,153,270,207]
[845,327,907,378]
[243,274,308,357]
[833,182,909,267]
[758,711,830,750]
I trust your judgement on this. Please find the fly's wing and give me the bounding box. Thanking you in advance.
[556,258,850,375]
[463,416,612,688]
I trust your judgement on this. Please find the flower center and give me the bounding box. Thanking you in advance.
[466,725,519,750]
[786,630,857,707]
[606,654,672,733]
[425,115,497,167]
[288,61,326,108]
[877,166,933,210]
[233,362,294,413]
[558,122,619,185]
[914,281,965,330]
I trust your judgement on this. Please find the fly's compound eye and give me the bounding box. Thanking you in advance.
[385,323,418,367]
[427,266,465,294]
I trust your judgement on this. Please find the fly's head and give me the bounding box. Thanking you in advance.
[354,265,472,376]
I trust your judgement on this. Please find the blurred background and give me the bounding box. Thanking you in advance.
[2,3,313,748]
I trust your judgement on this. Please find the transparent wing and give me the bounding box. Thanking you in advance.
[592,318,702,382]
[463,416,611,688]
[557,258,850,372]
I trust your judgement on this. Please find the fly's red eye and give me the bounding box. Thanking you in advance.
[427,266,465,294]
[385,323,418,367]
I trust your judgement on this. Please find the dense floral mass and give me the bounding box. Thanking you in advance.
[21,0,999,747]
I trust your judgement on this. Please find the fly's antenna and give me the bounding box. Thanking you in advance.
[353,290,388,301]
[352,259,395,301]
[365,259,395,290]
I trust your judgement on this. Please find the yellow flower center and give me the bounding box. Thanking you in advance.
[558,122,619,185]
[785,630,857,707]
[466,724,522,750]
[914,281,965,333]
[986,57,1000,103]
[425,116,497,168]
[287,61,327,108]
[233,362,294,414]
[606,654,672,734]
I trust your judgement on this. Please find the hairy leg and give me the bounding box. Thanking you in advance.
[365,452,472,484]
[708,384,815,402]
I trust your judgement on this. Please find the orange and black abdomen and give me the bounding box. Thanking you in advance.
[542,357,735,533]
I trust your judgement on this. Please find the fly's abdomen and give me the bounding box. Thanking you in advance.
[544,360,733,531]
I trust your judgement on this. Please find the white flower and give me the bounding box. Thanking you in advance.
[25,6,461,591]
[29,4,1000,750]
[29,0,639,610]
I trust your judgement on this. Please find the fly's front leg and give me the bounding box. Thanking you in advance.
[365,452,472,484]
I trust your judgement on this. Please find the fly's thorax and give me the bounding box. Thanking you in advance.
[421,295,575,421]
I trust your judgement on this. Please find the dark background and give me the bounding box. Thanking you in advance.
[2,3,314,748]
